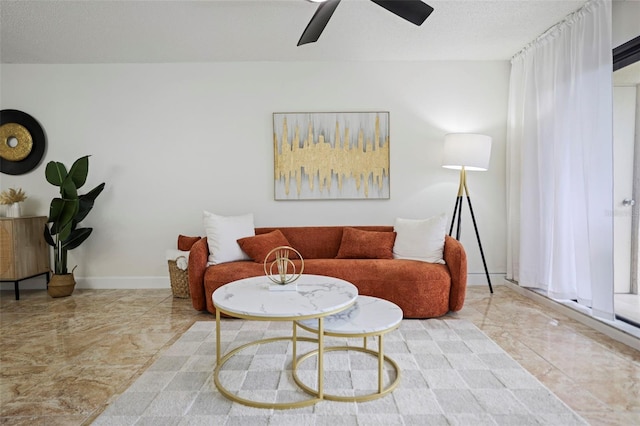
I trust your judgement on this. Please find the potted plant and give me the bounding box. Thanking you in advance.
[43,155,105,297]
[0,187,27,217]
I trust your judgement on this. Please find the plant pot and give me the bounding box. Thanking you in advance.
[7,202,22,218]
[48,273,76,298]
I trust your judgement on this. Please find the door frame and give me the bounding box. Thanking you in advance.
[613,35,640,294]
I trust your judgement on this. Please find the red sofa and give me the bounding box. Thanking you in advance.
[187,226,467,318]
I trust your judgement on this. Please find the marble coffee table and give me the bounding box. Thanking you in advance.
[294,295,403,402]
[212,274,358,409]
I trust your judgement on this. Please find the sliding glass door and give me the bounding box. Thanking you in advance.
[613,36,640,326]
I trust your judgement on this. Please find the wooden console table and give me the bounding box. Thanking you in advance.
[0,216,50,300]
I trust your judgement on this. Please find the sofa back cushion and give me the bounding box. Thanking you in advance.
[203,211,254,264]
[335,227,396,259]
[178,235,201,251]
[237,230,294,263]
[392,215,447,264]
[256,226,393,259]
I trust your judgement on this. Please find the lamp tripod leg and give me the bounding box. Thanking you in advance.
[465,195,493,294]
[449,196,465,240]
[449,196,461,236]
[455,197,463,240]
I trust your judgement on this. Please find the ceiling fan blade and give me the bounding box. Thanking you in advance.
[297,0,342,46]
[370,0,434,26]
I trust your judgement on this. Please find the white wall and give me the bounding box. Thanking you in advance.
[0,61,509,289]
[612,0,640,48]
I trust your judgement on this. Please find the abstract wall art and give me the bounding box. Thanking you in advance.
[273,112,390,200]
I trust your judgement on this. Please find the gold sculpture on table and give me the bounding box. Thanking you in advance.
[263,246,304,285]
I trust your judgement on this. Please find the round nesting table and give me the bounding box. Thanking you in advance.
[295,295,403,402]
[212,274,358,409]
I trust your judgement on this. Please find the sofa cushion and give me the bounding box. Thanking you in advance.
[335,227,396,259]
[393,214,446,264]
[178,235,201,251]
[255,226,394,259]
[203,211,254,264]
[237,230,293,263]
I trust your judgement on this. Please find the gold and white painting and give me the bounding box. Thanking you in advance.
[273,112,390,200]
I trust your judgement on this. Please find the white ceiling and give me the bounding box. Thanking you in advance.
[1,0,589,64]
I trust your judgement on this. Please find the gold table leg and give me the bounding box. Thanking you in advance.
[378,335,384,393]
[214,335,320,409]
[318,317,324,399]
[291,329,401,403]
[213,315,325,409]
[292,321,298,369]
[215,309,221,365]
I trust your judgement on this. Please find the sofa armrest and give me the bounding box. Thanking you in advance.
[188,237,209,311]
[443,235,468,311]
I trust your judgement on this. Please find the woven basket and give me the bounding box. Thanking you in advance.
[168,258,190,298]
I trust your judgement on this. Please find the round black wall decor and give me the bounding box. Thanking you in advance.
[0,109,46,175]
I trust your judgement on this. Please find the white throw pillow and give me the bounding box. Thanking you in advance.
[393,214,447,264]
[203,211,255,265]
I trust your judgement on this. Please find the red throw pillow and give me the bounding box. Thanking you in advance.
[177,235,201,251]
[335,227,396,259]
[237,230,294,263]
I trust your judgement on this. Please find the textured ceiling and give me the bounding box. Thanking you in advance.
[1,0,589,64]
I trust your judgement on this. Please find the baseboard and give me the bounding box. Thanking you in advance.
[76,276,170,289]
[466,273,505,287]
[502,279,640,351]
[0,275,170,291]
[5,273,503,291]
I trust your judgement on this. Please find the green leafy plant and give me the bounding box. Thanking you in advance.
[43,155,105,275]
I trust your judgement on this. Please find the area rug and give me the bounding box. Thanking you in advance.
[94,319,586,425]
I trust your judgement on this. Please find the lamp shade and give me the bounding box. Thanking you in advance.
[442,133,492,171]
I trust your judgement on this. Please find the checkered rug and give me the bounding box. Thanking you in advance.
[94,319,586,425]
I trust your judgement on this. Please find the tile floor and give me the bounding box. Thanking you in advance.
[0,285,638,425]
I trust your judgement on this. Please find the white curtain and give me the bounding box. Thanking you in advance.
[506,0,614,319]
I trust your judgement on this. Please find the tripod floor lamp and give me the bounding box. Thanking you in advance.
[442,133,493,293]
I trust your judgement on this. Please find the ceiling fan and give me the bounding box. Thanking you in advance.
[298,0,434,46]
